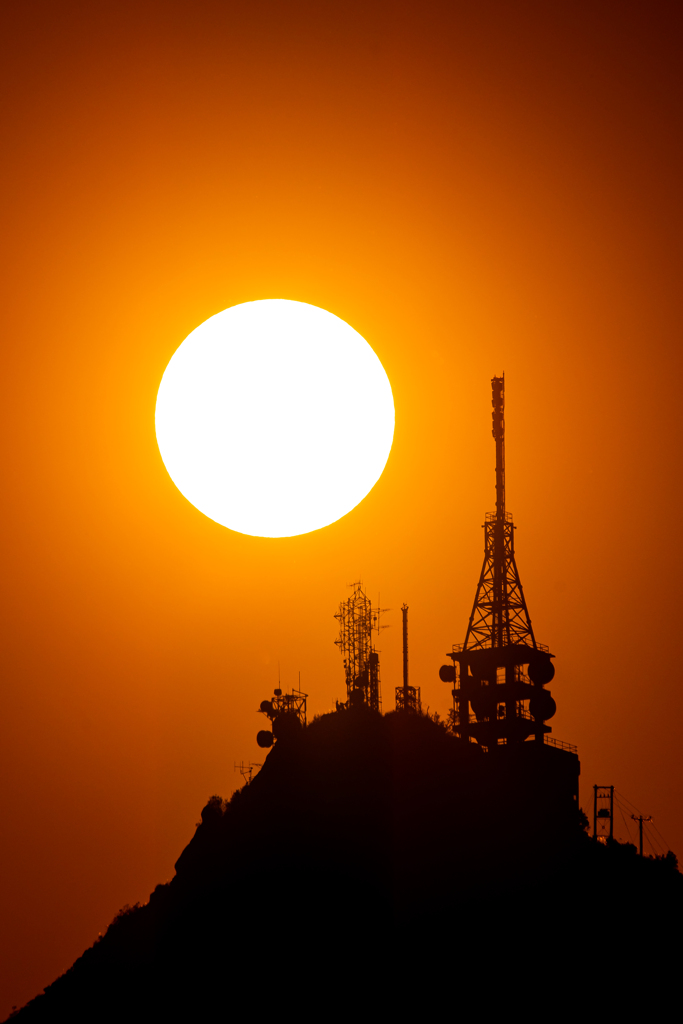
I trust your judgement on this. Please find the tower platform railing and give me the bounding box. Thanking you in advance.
[544,736,578,754]
[451,641,550,654]
[485,511,513,523]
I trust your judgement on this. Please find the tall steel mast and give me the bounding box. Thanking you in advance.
[463,375,536,653]
[443,376,558,749]
[395,603,421,713]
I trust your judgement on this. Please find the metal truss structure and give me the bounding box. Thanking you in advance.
[269,688,307,726]
[256,686,308,747]
[394,686,421,713]
[443,376,565,752]
[593,785,614,841]
[463,512,536,650]
[463,375,535,651]
[335,582,383,712]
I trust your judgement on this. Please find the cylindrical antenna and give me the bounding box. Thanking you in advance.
[491,374,505,520]
[401,603,409,702]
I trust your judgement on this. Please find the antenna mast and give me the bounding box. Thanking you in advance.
[463,375,536,652]
[493,374,505,522]
[395,603,421,714]
[402,603,409,698]
[442,376,564,753]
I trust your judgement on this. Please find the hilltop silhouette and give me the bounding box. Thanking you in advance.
[9,708,682,1021]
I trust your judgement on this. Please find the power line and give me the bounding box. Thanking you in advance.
[630,814,653,857]
[615,799,635,845]
[615,790,673,854]
[615,789,645,815]
[650,819,673,854]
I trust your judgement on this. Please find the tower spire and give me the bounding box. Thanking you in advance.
[463,375,536,652]
[493,374,505,521]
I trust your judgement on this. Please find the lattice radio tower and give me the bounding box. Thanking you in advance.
[440,376,561,750]
[464,375,536,652]
[335,582,384,712]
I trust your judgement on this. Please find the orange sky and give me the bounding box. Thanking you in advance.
[2,0,683,1013]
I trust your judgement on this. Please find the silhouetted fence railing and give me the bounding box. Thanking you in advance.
[544,735,578,754]
[451,641,550,654]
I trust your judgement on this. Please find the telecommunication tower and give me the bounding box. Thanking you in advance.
[335,582,384,712]
[395,604,421,713]
[440,376,564,753]
[256,685,308,748]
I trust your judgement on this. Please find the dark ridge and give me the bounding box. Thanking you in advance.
[9,710,682,1020]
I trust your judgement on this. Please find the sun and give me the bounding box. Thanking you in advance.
[155,299,395,538]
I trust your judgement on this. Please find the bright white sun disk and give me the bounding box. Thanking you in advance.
[155,299,395,537]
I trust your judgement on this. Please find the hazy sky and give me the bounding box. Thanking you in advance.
[2,1,683,1014]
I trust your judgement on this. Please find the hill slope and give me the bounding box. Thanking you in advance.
[10,709,682,1020]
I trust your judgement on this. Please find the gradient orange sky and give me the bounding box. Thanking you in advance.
[2,0,683,1014]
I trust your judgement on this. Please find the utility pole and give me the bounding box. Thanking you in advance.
[631,814,653,857]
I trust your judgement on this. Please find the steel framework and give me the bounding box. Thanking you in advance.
[464,513,536,650]
[256,686,308,747]
[269,688,307,725]
[335,582,383,712]
[593,785,614,841]
[463,376,535,651]
[444,376,565,752]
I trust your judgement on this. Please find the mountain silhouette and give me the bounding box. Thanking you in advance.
[8,708,681,1021]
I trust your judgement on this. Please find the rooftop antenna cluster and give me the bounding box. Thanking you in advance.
[335,582,385,712]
